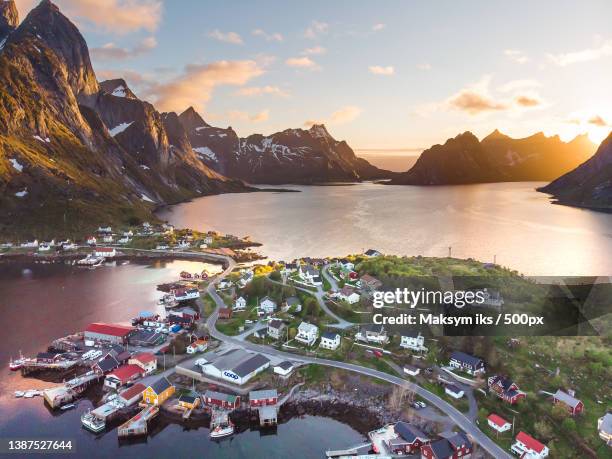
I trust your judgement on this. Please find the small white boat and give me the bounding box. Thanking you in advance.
[210,423,234,438]
[14,391,25,398]
[81,411,105,433]
[60,403,76,410]
[9,352,26,371]
[23,391,36,398]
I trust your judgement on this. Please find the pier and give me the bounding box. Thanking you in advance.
[21,359,79,376]
[325,442,374,458]
[43,371,101,408]
[117,405,159,438]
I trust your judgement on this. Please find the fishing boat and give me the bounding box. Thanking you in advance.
[81,411,105,433]
[23,390,38,398]
[14,391,25,398]
[210,422,234,438]
[9,352,26,371]
[60,403,76,411]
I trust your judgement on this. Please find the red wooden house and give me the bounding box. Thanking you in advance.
[218,308,232,319]
[249,389,278,407]
[421,432,472,459]
[203,390,240,410]
[387,422,429,455]
[553,389,584,416]
[487,375,526,404]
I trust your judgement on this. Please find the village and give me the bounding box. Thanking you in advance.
[2,223,611,459]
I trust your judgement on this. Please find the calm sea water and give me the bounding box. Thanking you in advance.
[0,261,364,458]
[158,182,612,276]
[355,149,421,172]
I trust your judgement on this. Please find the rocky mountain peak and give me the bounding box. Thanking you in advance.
[99,79,137,99]
[178,106,211,131]
[309,123,332,139]
[482,128,510,142]
[11,0,99,102]
[0,0,18,41]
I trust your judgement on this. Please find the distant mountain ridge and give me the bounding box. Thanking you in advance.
[388,130,596,185]
[538,132,612,211]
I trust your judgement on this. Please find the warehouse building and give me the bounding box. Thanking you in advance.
[199,349,270,385]
[84,323,134,345]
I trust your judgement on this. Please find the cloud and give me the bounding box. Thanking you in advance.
[515,95,541,107]
[368,65,394,76]
[547,39,612,66]
[372,23,386,32]
[252,29,283,42]
[304,105,362,127]
[304,20,329,39]
[234,86,289,97]
[504,49,529,64]
[285,56,319,69]
[91,36,157,60]
[448,91,508,115]
[227,109,270,123]
[19,0,162,34]
[208,29,243,45]
[416,63,432,71]
[587,115,610,127]
[302,46,326,55]
[144,60,264,112]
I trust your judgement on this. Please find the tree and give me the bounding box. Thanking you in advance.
[533,420,553,441]
[562,417,576,432]
[551,403,569,421]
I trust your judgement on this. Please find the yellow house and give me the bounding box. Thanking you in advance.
[142,377,175,406]
[178,392,200,410]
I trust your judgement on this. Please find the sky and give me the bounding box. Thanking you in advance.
[14,0,612,149]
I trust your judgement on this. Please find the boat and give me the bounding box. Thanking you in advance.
[14,391,25,398]
[9,352,26,371]
[24,390,38,398]
[60,403,76,410]
[210,422,234,438]
[81,411,105,433]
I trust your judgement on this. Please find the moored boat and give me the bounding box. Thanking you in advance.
[14,391,25,398]
[9,352,26,371]
[81,411,105,433]
[210,422,234,438]
[61,403,76,410]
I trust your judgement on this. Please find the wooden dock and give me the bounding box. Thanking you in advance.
[21,359,79,376]
[43,371,101,408]
[117,405,159,438]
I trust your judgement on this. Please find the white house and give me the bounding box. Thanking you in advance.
[511,432,549,459]
[364,249,382,257]
[295,322,319,346]
[488,414,512,433]
[259,296,277,315]
[234,296,247,311]
[319,331,341,350]
[102,234,113,243]
[273,361,295,377]
[267,319,286,340]
[598,413,612,445]
[94,247,117,258]
[20,239,38,248]
[445,385,465,399]
[337,286,360,304]
[203,236,213,244]
[356,324,389,345]
[298,265,322,286]
[38,243,52,252]
[217,280,232,290]
[337,259,355,271]
[237,269,254,288]
[283,296,301,313]
[118,236,130,244]
[449,351,485,375]
[97,226,112,233]
[403,365,420,376]
[156,244,169,250]
[400,331,426,352]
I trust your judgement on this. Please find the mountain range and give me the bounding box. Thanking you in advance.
[538,132,612,211]
[0,0,390,237]
[388,130,596,185]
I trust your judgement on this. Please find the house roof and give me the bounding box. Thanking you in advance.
[553,389,582,408]
[360,323,385,334]
[107,364,142,382]
[516,431,545,453]
[96,247,115,252]
[86,322,134,337]
[260,296,276,304]
[340,285,357,296]
[401,329,422,338]
[275,361,294,370]
[450,351,483,367]
[250,389,277,400]
[425,438,454,459]
[600,413,612,435]
[268,319,285,330]
[119,383,146,401]
[149,376,173,395]
[96,356,120,372]
[488,414,510,428]
[446,384,463,394]
[447,432,472,450]
[321,331,340,341]
[394,422,428,443]
[179,393,199,404]
[360,274,381,285]
[285,296,300,305]
[204,390,238,403]
[132,352,156,364]
[364,249,380,256]
[298,321,318,333]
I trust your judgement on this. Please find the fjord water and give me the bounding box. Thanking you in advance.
[0,260,364,458]
[158,182,612,276]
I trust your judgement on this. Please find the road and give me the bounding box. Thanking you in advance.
[123,248,509,459]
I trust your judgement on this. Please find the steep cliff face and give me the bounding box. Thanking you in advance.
[389,130,596,185]
[0,1,247,238]
[538,132,612,211]
[0,0,18,42]
[179,108,393,184]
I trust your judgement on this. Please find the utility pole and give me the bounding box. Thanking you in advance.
[493,254,497,265]
[448,246,452,258]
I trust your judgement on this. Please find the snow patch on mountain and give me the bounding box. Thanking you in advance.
[109,121,133,137]
[9,158,23,172]
[141,193,155,202]
[15,189,28,197]
[193,146,217,162]
[33,135,50,143]
[112,85,127,97]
